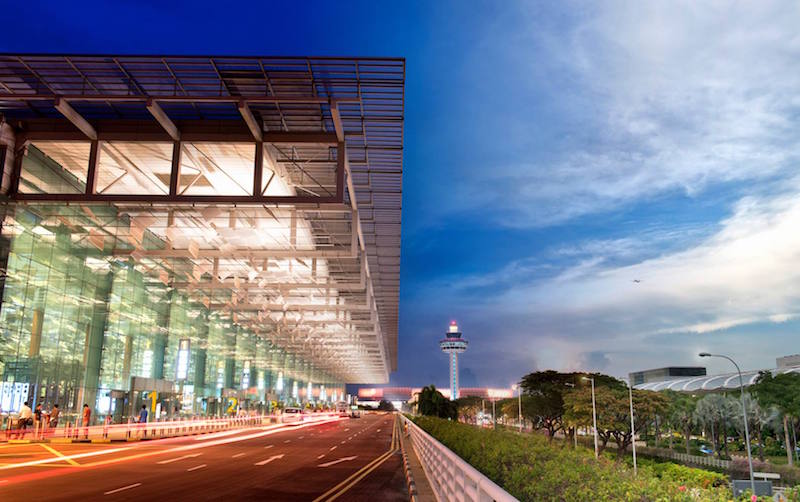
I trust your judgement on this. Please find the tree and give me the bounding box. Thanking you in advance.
[751,371,800,466]
[455,396,483,424]
[729,393,775,461]
[663,390,697,454]
[564,386,668,459]
[693,394,737,458]
[377,400,395,411]
[417,385,457,420]
[519,370,625,442]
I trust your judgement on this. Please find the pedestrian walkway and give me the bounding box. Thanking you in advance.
[398,417,436,502]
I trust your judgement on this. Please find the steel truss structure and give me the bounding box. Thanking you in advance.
[0,54,404,383]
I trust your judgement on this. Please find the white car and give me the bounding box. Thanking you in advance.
[281,407,303,424]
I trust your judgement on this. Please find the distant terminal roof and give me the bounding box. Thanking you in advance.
[634,366,800,392]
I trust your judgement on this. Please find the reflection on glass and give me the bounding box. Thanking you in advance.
[180,143,254,196]
[96,142,173,195]
[19,141,90,194]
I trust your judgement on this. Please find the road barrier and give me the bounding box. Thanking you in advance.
[399,415,518,502]
[3,414,267,442]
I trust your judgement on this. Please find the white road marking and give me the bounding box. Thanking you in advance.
[299,436,304,440]
[318,456,358,467]
[376,429,381,432]
[157,453,202,464]
[284,440,291,443]
[104,483,142,495]
[264,445,274,449]
[232,453,246,458]
[317,454,325,459]
[340,440,346,444]
[255,454,284,466]
[329,445,337,451]
[187,464,207,472]
[345,428,350,431]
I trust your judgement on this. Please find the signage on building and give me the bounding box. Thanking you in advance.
[176,339,191,380]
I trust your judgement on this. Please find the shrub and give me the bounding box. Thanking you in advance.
[411,415,739,501]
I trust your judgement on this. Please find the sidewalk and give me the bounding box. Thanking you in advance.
[398,417,436,502]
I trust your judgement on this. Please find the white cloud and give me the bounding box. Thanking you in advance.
[465,179,800,373]
[465,1,800,226]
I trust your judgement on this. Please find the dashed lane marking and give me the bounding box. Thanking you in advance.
[317,454,325,459]
[186,464,207,472]
[329,446,337,451]
[232,453,246,458]
[264,445,274,449]
[157,453,202,465]
[317,456,357,468]
[254,454,284,466]
[104,483,142,495]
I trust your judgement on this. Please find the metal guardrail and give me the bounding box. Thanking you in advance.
[400,415,519,502]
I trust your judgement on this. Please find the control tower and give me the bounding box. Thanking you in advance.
[440,321,468,400]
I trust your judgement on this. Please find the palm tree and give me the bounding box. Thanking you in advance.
[693,394,737,458]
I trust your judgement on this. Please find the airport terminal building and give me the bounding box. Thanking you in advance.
[0,55,404,422]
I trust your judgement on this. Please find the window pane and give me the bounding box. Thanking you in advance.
[180,143,254,196]
[96,142,173,195]
[19,141,90,194]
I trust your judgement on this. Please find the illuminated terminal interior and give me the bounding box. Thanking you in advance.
[0,55,404,422]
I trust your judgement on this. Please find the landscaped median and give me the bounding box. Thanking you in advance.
[411,416,748,501]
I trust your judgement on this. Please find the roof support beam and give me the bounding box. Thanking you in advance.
[330,100,345,142]
[53,97,97,140]
[146,98,180,141]
[238,100,263,142]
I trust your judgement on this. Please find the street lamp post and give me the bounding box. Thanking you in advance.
[583,376,599,459]
[627,379,637,476]
[699,352,755,496]
[512,384,522,433]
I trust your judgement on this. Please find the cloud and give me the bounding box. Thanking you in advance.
[457,1,800,227]
[451,178,800,374]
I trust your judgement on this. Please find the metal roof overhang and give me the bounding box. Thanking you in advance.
[0,54,404,383]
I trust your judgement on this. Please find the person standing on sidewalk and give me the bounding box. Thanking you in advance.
[17,401,33,438]
[49,404,60,430]
[81,404,91,439]
[138,405,148,438]
[34,403,43,438]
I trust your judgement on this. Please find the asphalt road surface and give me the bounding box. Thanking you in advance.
[0,412,407,501]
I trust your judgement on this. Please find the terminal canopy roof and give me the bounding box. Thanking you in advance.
[634,366,800,392]
[0,54,404,383]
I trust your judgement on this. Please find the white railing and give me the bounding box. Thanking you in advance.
[400,415,519,502]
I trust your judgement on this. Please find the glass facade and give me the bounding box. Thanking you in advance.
[0,200,343,423]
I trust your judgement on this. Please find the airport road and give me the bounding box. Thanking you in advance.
[0,412,407,501]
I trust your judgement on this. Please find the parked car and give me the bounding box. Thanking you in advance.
[699,445,714,455]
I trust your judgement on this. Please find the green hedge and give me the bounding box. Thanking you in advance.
[411,416,738,501]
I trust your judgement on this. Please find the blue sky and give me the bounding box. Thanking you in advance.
[5,1,800,387]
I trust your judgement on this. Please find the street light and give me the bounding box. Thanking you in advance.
[582,376,599,459]
[626,378,637,476]
[699,352,755,496]
[512,384,522,433]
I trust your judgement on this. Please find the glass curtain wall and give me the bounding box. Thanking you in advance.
[0,140,344,423]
